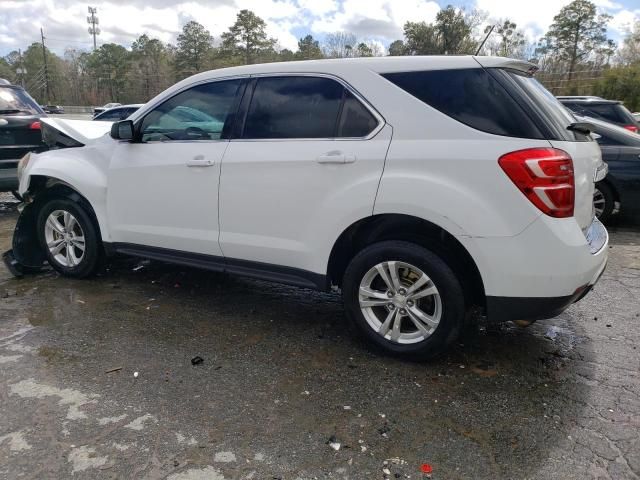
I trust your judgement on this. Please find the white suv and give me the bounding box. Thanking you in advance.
[5,56,608,359]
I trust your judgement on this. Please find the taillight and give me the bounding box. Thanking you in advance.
[623,125,638,133]
[499,148,574,218]
[29,121,41,130]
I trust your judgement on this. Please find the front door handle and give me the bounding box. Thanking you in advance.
[316,152,356,164]
[187,155,214,167]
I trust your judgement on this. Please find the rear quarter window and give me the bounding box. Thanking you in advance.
[381,68,544,139]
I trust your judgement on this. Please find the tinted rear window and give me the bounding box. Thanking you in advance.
[382,68,543,138]
[583,104,636,125]
[0,87,43,115]
[244,76,343,139]
[338,90,378,137]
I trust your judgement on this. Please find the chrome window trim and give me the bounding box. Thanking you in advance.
[234,72,385,142]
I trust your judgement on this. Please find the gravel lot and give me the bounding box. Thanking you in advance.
[0,192,639,479]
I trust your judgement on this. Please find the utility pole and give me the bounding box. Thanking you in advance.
[87,6,100,50]
[40,28,50,103]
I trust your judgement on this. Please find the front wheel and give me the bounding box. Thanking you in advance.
[342,241,465,360]
[36,197,103,278]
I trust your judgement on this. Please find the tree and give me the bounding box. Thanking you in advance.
[131,34,171,99]
[538,0,613,81]
[175,21,213,76]
[0,57,15,83]
[403,22,440,55]
[296,35,323,60]
[435,6,475,54]
[221,9,276,65]
[618,21,640,65]
[388,40,407,56]
[595,64,640,111]
[323,32,358,58]
[482,19,527,58]
[86,43,130,102]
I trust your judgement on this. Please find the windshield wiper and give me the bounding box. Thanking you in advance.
[567,122,594,135]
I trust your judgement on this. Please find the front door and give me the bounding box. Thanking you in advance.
[107,79,243,256]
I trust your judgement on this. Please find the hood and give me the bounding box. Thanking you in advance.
[40,118,113,145]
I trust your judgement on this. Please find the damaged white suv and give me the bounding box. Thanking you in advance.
[4,56,609,359]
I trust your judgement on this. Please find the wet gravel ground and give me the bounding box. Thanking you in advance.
[0,192,639,480]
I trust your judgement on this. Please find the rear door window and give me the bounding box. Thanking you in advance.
[243,76,343,139]
[337,90,379,137]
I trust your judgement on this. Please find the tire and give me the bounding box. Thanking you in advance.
[36,197,103,278]
[342,240,465,360]
[593,182,614,224]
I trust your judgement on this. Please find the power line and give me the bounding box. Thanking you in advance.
[40,28,51,103]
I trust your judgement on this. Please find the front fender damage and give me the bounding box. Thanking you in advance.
[2,203,47,277]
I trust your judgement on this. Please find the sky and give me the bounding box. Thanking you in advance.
[0,0,638,56]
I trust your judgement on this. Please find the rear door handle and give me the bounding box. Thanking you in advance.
[187,155,214,167]
[316,152,356,164]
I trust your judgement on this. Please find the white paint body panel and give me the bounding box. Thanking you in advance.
[20,56,608,301]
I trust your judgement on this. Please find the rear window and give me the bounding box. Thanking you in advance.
[0,87,43,115]
[382,68,544,139]
[582,103,636,125]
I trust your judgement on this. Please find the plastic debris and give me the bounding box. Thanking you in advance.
[133,371,139,378]
[420,463,433,474]
[327,435,341,451]
[343,406,351,410]
[545,326,560,340]
[191,356,204,365]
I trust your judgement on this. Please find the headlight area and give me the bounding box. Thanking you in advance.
[17,152,31,183]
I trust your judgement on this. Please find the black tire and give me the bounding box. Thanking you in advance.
[594,182,615,224]
[11,190,22,201]
[342,240,465,360]
[36,197,103,278]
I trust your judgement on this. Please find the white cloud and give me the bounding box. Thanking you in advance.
[0,0,637,56]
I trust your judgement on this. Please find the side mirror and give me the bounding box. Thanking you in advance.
[110,120,134,141]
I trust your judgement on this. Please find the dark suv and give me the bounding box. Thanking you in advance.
[0,80,47,194]
[558,96,639,133]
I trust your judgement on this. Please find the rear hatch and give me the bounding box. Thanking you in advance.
[476,60,602,231]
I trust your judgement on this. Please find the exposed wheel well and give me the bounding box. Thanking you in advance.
[27,176,103,241]
[328,214,485,309]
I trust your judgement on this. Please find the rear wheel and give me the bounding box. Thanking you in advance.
[342,241,465,360]
[36,197,102,278]
[593,182,614,223]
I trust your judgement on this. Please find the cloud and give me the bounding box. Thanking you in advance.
[0,0,637,56]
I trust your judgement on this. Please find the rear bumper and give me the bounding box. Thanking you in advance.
[460,216,608,322]
[486,258,606,322]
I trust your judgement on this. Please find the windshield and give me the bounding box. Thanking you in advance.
[0,87,43,115]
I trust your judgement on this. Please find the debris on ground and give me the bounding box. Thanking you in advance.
[327,435,341,451]
[132,260,151,271]
[378,424,390,437]
[105,367,122,374]
[191,356,204,365]
[133,371,139,378]
[544,326,560,340]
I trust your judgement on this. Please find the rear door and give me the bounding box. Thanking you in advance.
[218,75,390,273]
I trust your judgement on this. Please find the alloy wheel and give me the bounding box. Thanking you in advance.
[358,261,442,344]
[44,209,86,267]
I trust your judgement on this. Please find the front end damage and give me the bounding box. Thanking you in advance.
[3,118,112,277]
[3,201,47,276]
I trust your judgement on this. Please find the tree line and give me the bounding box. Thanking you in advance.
[0,1,638,110]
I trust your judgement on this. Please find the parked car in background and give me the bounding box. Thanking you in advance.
[578,115,640,223]
[7,57,608,359]
[0,80,47,196]
[634,112,640,122]
[42,105,65,114]
[93,102,121,117]
[93,104,143,121]
[558,96,639,133]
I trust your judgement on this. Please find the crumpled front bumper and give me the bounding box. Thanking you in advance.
[2,201,47,277]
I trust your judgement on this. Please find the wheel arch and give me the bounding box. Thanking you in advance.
[327,213,486,309]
